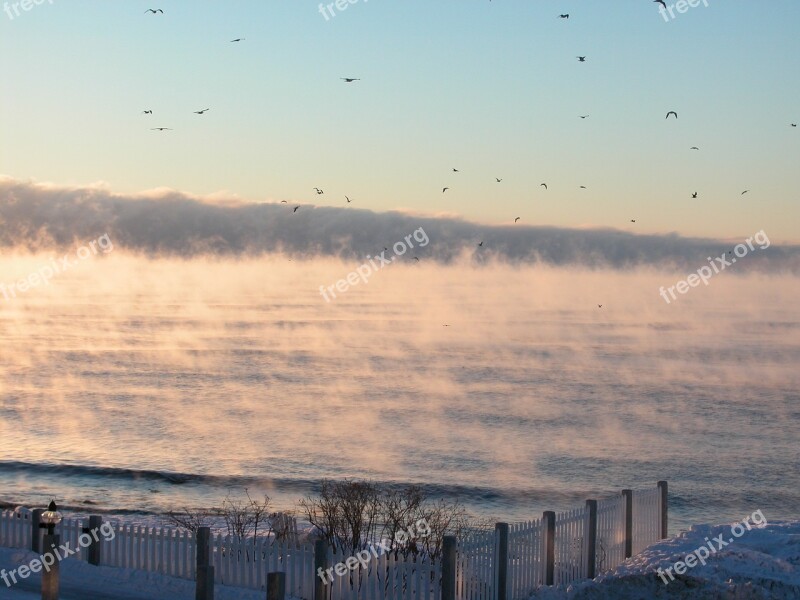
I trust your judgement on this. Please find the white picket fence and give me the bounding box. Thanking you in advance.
[553,507,585,586]
[631,486,662,556]
[0,482,666,600]
[328,550,442,600]
[507,519,542,600]
[457,529,496,600]
[595,495,626,574]
[212,535,313,597]
[0,509,32,549]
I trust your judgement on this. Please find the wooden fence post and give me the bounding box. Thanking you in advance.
[622,490,633,559]
[31,509,44,553]
[314,539,328,600]
[584,500,597,579]
[542,511,555,586]
[658,481,668,539]
[85,515,103,566]
[196,527,214,600]
[267,572,286,600]
[441,535,457,600]
[495,523,509,600]
[41,532,60,600]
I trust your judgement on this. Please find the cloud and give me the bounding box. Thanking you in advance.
[1,176,798,272]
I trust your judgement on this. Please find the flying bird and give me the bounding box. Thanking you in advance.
[579,115,589,119]
[281,200,287,203]
[598,305,603,308]
[792,124,797,127]
[540,183,548,189]
[230,38,245,43]
[314,188,324,194]
[150,127,172,131]
[577,56,586,62]
[194,108,210,114]
[341,78,360,83]
[514,217,520,223]
[442,187,449,193]
[741,190,749,195]
[559,14,569,19]
[692,192,698,198]
[142,110,153,115]
[630,219,636,223]
[666,111,678,119]
[144,9,163,14]
[579,185,587,189]
[690,146,699,150]
[477,242,483,247]
[345,196,351,203]
[452,168,459,172]
[654,0,667,8]
[495,178,502,182]
[293,206,300,212]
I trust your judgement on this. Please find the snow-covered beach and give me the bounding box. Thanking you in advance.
[1,520,797,599]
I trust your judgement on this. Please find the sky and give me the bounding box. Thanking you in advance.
[1,0,798,243]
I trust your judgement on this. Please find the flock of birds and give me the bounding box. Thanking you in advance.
[138,6,795,298]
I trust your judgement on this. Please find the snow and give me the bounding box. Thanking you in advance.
[0,547,275,600]
[2,521,798,599]
[530,520,800,599]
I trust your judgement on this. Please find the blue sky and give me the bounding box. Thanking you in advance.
[1,0,798,241]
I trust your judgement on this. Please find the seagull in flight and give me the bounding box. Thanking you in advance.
[630,219,636,223]
[666,111,678,119]
[741,190,749,195]
[690,146,699,150]
[579,115,589,119]
[293,206,300,213]
[341,78,360,83]
[514,217,520,223]
[477,241,483,247]
[495,178,502,182]
[230,38,245,43]
[452,168,459,172]
[345,196,351,203]
[577,56,586,62]
[281,200,287,203]
[598,305,603,308]
[142,110,153,115]
[579,185,587,189]
[144,9,163,14]
[654,0,667,8]
[442,187,449,193]
[540,183,548,190]
[559,14,569,19]
[314,188,324,195]
[194,108,210,114]
[792,124,797,127]
[692,192,698,198]
[150,127,172,131]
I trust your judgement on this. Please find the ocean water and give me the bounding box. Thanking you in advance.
[0,255,798,534]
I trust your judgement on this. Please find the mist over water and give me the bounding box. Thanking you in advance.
[0,254,798,533]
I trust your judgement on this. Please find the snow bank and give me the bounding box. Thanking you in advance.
[531,520,800,599]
